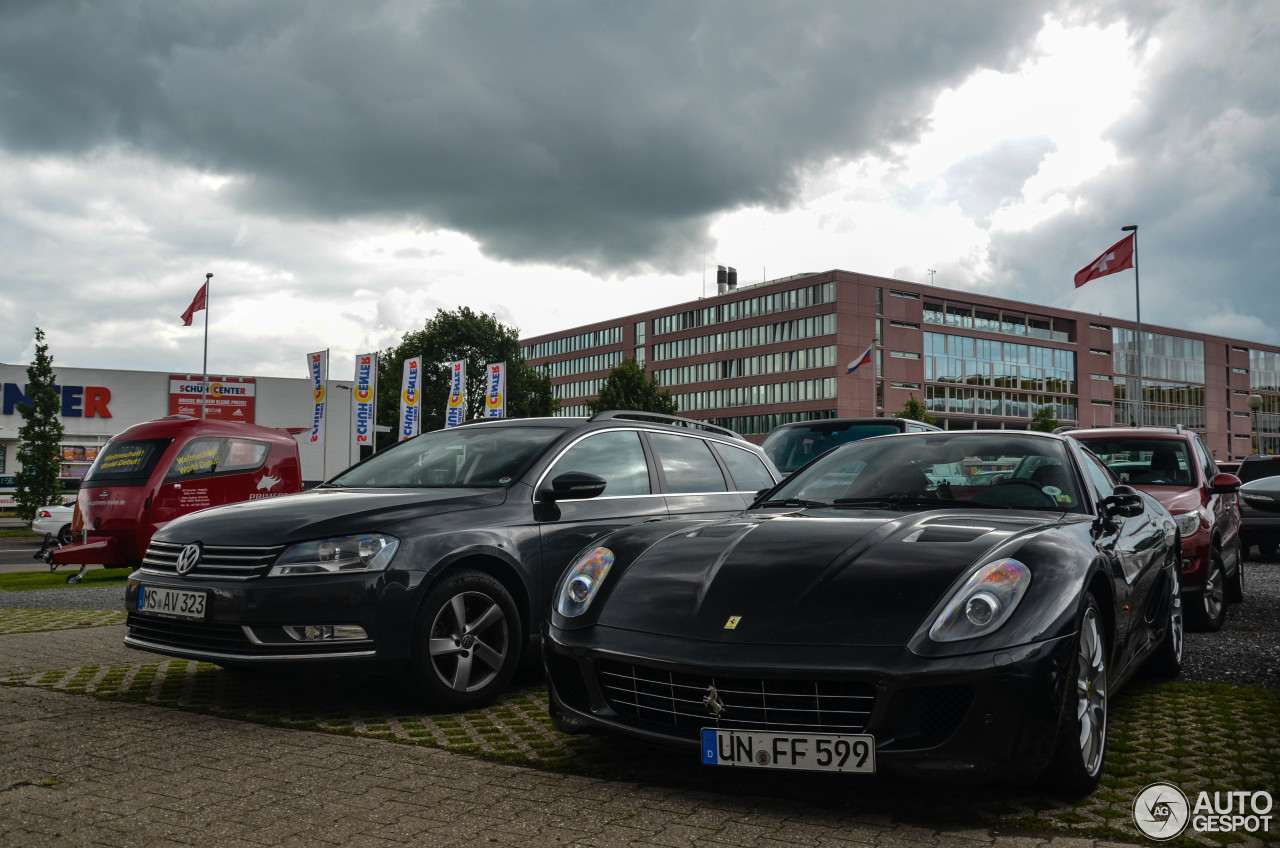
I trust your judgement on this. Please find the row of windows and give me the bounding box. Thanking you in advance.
[923,301,1073,343]
[655,346,837,388]
[925,358,1079,395]
[652,313,837,362]
[1112,328,1205,384]
[924,332,1076,371]
[923,387,1078,421]
[540,350,625,379]
[1113,399,1206,430]
[675,377,838,413]
[1112,378,1206,408]
[554,377,608,401]
[708,409,839,437]
[653,282,836,336]
[523,326,623,360]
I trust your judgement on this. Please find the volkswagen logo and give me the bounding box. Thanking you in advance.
[702,684,726,718]
[175,543,202,576]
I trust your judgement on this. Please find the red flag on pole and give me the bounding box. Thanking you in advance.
[1074,234,1135,288]
[181,283,207,325]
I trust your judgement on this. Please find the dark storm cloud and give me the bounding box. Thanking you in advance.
[0,1,1054,274]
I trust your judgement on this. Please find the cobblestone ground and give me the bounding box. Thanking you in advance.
[1,615,1276,848]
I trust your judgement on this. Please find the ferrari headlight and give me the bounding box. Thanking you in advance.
[556,546,614,617]
[1173,511,1201,538]
[929,558,1031,642]
[268,533,399,577]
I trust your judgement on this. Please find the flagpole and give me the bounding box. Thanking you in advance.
[201,272,212,420]
[1121,226,1142,426]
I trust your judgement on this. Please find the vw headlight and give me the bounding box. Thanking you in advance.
[1173,511,1201,538]
[268,533,399,577]
[556,546,614,617]
[929,558,1031,642]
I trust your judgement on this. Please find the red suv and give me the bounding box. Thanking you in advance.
[1071,427,1243,632]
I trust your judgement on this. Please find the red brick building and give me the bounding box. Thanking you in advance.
[521,269,1280,461]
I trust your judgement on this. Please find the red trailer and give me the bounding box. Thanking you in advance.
[50,416,303,580]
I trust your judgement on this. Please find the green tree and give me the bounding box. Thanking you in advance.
[587,357,679,416]
[894,394,937,426]
[14,328,66,521]
[1030,405,1059,432]
[377,307,557,447]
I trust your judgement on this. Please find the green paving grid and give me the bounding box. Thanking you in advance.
[0,608,127,634]
[3,610,1276,847]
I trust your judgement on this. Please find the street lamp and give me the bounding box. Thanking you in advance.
[1248,393,1263,455]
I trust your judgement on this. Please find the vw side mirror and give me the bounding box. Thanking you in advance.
[541,472,607,503]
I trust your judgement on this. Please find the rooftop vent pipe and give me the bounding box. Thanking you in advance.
[716,265,728,295]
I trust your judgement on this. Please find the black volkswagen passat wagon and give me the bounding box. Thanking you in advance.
[124,412,780,709]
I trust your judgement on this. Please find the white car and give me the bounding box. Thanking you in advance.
[32,504,74,545]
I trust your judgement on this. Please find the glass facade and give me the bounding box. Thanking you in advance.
[709,409,839,437]
[924,333,1076,394]
[1112,328,1205,429]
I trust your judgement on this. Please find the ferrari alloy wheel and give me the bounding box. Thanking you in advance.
[1186,551,1227,632]
[410,569,521,710]
[1044,593,1108,795]
[1149,567,1183,678]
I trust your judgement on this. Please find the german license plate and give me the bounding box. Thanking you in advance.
[701,728,875,773]
[136,585,207,620]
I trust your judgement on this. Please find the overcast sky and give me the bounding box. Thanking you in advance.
[2,1,1277,381]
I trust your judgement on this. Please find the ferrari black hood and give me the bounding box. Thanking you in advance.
[596,509,1061,647]
[153,486,504,546]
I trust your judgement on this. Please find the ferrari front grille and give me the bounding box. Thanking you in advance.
[596,660,876,739]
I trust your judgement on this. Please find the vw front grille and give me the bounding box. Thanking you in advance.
[141,540,285,579]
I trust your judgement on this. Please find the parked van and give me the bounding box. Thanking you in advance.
[761,417,942,476]
[51,416,303,574]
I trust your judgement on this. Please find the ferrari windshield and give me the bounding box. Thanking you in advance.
[765,432,1085,512]
[328,424,570,488]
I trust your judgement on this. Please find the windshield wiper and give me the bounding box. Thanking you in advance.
[759,497,831,509]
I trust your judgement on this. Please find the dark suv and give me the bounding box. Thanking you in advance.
[1071,427,1243,631]
[1237,454,1280,559]
[761,417,942,476]
[124,412,780,708]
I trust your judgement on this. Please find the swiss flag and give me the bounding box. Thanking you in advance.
[1074,234,1135,288]
[181,283,207,326]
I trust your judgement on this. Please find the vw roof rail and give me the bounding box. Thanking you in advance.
[588,410,743,439]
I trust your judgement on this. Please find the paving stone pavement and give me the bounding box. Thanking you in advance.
[0,627,1157,848]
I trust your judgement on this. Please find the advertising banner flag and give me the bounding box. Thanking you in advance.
[1074,233,1135,288]
[399,357,421,442]
[484,362,506,418]
[306,350,329,446]
[445,360,466,427]
[353,352,377,449]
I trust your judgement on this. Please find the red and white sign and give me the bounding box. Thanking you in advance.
[169,375,257,423]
